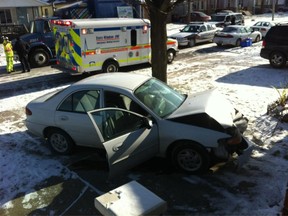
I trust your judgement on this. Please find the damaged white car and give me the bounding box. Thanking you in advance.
[25,73,253,176]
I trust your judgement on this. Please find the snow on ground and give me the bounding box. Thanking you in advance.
[0,13,288,215]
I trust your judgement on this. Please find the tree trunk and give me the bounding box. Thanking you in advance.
[149,8,168,83]
[261,0,265,13]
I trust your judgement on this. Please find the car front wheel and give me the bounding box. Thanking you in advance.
[47,129,75,155]
[171,141,210,174]
[269,51,287,68]
[167,49,175,64]
[29,49,49,67]
[188,38,196,47]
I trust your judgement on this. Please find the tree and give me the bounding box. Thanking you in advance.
[144,0,184,83]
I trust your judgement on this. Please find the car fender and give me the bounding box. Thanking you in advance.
[157,119,231,157]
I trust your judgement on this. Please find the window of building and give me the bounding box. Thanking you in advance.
[0,9,12,24]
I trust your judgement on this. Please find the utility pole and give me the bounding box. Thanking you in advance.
[272,0,275,21]
[187,0,191,23]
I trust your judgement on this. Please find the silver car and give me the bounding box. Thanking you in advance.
[169,22,218,47]
[213,25,262,47]
[25,73,253,176]
[250,21,275,38]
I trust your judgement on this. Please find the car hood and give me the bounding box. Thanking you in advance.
[167,88,235,127]
[169,32,196,38]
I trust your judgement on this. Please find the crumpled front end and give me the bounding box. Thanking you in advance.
[168,88,253,165]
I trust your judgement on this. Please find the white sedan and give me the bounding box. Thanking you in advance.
[25,73,253,176]
[213,25,262,47]
[250,21,275,37]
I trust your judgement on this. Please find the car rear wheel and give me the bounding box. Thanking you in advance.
[235,39,241,47]
[171,141,210,174]
[167,49,175,64]
[254,35,260,43]
[269,51,287,68]
[102,61,119,73]
[47,129,75,155]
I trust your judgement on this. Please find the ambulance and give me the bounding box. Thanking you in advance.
[53,18,179,74]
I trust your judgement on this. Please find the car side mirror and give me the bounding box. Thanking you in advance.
[143,117,153,129]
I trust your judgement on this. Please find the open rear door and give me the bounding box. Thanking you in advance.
[88,108,159,177]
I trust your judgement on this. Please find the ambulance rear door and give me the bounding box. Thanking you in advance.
[126,23,150,66]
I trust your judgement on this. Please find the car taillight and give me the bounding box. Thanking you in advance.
[262,40,266,48]
[25,107,32,116]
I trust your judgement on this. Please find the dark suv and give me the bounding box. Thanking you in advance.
[209,12,244,27]
[260,24,288,68]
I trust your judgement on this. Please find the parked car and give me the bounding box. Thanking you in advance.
[260,24,288,68]
[209,12,244,27]
[25,73,253,176]
[250,21,275,37]
[169,22,219,47]
[213,25,262,47]
[190,11,211,22]
[0,24,28,43]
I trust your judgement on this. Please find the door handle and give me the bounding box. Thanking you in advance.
[60,116,68,121]
[113,144,123,152]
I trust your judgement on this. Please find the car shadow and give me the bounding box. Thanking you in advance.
[216,64,288,88]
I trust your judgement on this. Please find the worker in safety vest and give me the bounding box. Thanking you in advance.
[2,36,14,73]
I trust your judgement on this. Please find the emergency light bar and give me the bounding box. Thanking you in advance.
[53,20,73,27]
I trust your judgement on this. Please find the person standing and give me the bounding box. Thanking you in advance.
[2,36,14,73]
[14,37,30,73]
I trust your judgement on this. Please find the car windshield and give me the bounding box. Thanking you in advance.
[222,27,238,32]
[182,25,199,32]
[134,78,185,117]
[195,12,206,17]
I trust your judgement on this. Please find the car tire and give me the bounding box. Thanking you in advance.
[188,39,196,47]
[171,141,210,174]
[236,39,241,47]
[29,48,49,68]
[167,49,175,64]
[254,35,260,43]
[269,51,287,68]
[47,129,75,155]
[102,61,119,73]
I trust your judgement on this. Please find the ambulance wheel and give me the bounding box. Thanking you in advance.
[167,50,175,64]
[30,49,49,68]
[102,61,119,73]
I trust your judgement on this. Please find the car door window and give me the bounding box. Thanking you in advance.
[58,90,100,113]
[90,109,147,141]
[199,25,206,32]
[104,91,148,116]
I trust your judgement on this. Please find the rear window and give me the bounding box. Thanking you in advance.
[222,27,238,32]
[266,26,288,44]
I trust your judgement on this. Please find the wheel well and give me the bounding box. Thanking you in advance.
[166,139,206,158]
[29,46,53,58]
[270,51,287,59]
[43,126,73,142]
[102,59,119,68]
[167,48,176,55]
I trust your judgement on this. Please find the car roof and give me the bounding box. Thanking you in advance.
[71,72,151,91]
